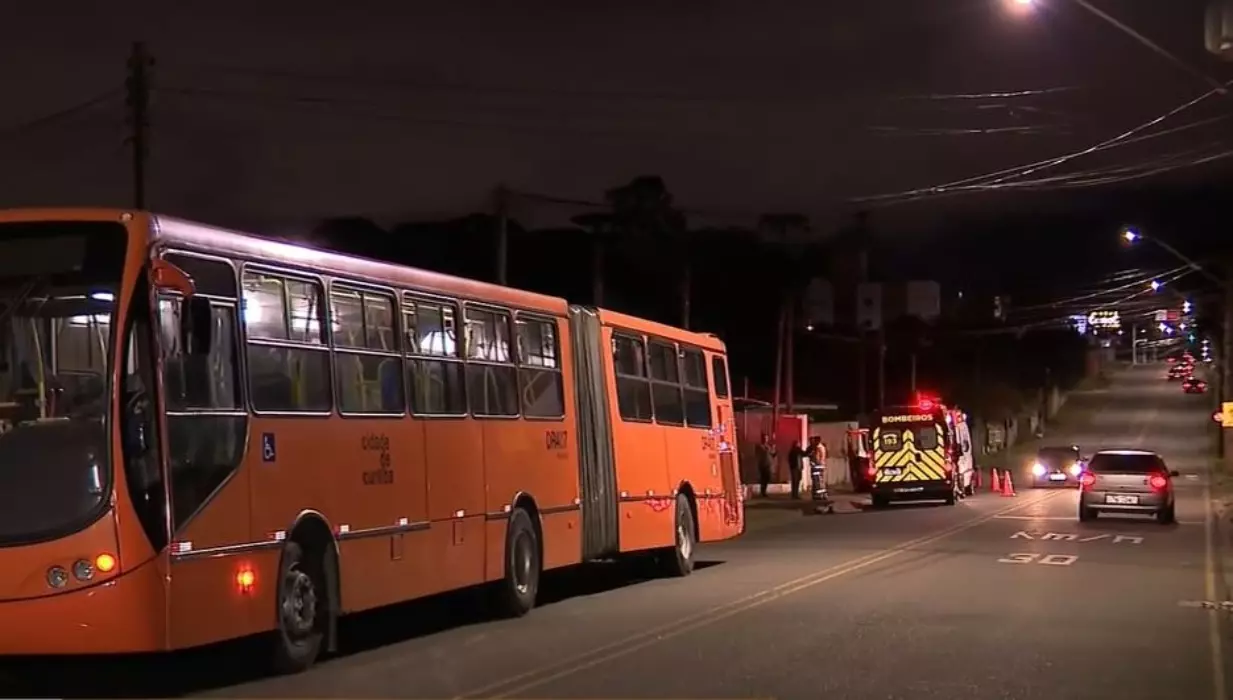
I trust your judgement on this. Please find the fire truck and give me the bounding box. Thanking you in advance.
[868,395,975,508]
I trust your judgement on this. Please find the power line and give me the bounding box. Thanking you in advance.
[0,88,120,139]
[853,77,1233,206]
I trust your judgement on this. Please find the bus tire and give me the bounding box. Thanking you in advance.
[661,494,696,578]
[496,507,541,618]
[272,541,327,674]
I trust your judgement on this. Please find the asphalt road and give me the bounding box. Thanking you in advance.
[2,363,1228,699]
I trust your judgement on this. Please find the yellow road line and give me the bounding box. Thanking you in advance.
[456,490,1064,699]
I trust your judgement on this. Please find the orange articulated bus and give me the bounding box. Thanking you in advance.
[0,209,743,671]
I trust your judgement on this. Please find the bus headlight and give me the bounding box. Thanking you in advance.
[46,566,69,589]
[73,559,94,582]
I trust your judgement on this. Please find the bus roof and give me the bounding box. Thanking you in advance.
[153,214,569,316]
[597,308,727,354]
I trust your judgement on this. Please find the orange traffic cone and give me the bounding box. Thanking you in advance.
[1001,471,1016,497]
[990,469,1001,493]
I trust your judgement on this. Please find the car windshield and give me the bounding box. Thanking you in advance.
[0,222,127,546]
[1089,453,1165,474]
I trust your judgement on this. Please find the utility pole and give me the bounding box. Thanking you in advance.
[785,301,796,413]
[909,350,917,395]
[494,185,510,286]
[770,292,787,429]
[877,328,887,410]
[125,42,152,210]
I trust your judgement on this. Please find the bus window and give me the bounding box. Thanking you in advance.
[404,297,466,416]
[330,286,404,415]
[647,340,684,426]
[465,306,518,417]
[515,315,564,418]
[711,356,730,399]
[612,333,652,422]
[242,270,331,413]
[680,347,711,428]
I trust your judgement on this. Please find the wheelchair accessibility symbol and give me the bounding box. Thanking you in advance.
[261,433,277,463]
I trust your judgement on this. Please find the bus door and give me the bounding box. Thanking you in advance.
[151,253,255,649]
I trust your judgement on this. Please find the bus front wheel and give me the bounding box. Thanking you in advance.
[272,541,327,674]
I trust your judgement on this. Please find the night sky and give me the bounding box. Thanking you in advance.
[2,1,1230,400]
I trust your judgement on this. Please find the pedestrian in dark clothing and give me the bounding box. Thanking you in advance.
[756,433,776,498]
[788,440,806,499]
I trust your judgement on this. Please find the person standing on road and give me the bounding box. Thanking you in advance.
[808,436,828,501]
[788,440,806,500]
[756,433,776,497]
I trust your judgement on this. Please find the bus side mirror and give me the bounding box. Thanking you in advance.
[180,296,214,356]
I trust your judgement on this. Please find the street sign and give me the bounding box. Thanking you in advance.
[1222,402,1233,428]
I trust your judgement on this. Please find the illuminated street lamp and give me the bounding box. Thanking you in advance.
[1183,299,1193,314]
[1122,228,1140,243]
[1150,280,1162,292]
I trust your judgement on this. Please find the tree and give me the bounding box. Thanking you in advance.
[604,176,690,327]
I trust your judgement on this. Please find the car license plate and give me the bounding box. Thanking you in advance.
[1106,494,1139,505]
[882,468,901,476]
[1048,473,1067,481]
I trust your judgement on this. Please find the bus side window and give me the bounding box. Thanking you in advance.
[711,356,730,399]
[330,286,404,415]
[404,296,467,415]
[647,340,684,426]
[464,306,519,417]
[242,271,332,413]
[612,334,652,422]
[515,315,564,418]
[680,347,712,428]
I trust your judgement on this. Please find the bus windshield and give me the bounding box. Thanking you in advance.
[0,222,127,546]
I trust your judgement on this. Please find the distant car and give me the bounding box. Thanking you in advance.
[1167,365,1189,381]
[1078,450,1177,524]
[1030,445,1084,487]
[1183,377,1208,394]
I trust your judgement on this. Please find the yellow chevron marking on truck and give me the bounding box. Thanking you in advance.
[873,422,949,483]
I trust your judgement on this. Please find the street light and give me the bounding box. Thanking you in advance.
[1183,299,1193,314]
[1151,280,1162,292]
[1122,228,1140,243]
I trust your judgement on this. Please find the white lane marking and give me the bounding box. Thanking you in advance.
[997,552,1078,566]
[995,514,1204,526]
[1008,531,1143,544]
[1204,470,1226,700]
[1041,554,1078,566]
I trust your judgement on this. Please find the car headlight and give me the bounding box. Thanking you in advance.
[1031,462,1047,477]
[1069,463,1082,477]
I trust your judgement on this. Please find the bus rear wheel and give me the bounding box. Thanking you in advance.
[660,494,696,577]
[495,507,541,618]
[272,541,326,674]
